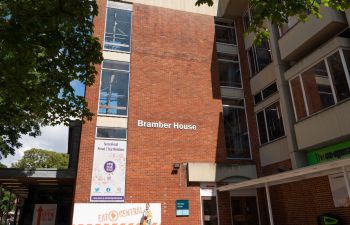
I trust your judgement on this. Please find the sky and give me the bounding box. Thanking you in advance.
[1,80,85,166]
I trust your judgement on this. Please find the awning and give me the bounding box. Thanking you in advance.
[218,157,350,192]
[0,168,76,197]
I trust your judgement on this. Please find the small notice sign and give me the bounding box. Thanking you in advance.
[176,200,189,217]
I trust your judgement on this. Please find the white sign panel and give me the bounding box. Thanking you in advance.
[72,203,161,225]
[90,139,127,202]
[32,204,57,225]
[200,183,216,197]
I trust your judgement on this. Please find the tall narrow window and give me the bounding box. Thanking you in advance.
[222,99,250,159]
[98,60,130,116]
[248,41,272,76]
[301,61,335,114]
[217,53,241,88]
[327,52,350,102]
[104,5,132,52]
[256,102,285,145]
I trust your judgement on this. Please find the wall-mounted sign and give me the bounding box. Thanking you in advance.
[90,139,127,202]
[72,203,161,225]
[137,120,197,130]
[176,200,189,217]
[32,204,57,225]
[200,183,216,197]
[307,140,350,165]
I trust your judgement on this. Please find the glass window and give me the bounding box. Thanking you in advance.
[290,77,308,120]
[98,60,130,116]
[215,20,236,45]
[217,55,241,88]
[253,93,262,105]
[104,7,132,52]
[256,111,268,145]
[256,102,285,145]
[262,82,278,99]
[301,61,335,114]
[265,102,285,141]
[254,82,278,105]
[96,127,127,139]
[222,98,250,159]
[327,51,350,102]
[248,41,272,76]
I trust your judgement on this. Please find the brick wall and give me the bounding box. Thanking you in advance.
[73,0,107,203]
[258,164,350,225]
[126,4,232,224]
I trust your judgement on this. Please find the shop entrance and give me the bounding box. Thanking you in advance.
[202,196,218,225]
[231,196,259,225]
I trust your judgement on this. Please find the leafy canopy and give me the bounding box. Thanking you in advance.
[0,0,103,159]
[196,0,350,43]
[11,148,69,169]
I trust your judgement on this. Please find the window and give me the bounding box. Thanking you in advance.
[254,82,278,105]
[215,20,236,45]
[289,49,350,121]
[248,41,272,76]
[96,127,127,139]
[256,102,285,145]
[301,61,335,115]
[243,8,252,32]
[222,98,250,159]
[104,5,132,52]
[98,60,130,116]
[217,53,241,88]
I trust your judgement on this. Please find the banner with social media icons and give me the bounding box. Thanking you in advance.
[90,139,127,202]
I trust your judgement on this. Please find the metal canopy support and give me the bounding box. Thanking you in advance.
[265,183,274,225]
[342,166,350,199]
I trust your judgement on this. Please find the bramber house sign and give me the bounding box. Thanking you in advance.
[137,120,197,130]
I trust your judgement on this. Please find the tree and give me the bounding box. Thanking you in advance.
[0,0,103,159]
[11,148,69,169]
[0,163,6,169]
[196,0,350,43]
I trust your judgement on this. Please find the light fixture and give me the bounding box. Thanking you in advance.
[173,163,181,170]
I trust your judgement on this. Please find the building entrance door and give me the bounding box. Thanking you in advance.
[202,196,218,225]
[231,196,259,225]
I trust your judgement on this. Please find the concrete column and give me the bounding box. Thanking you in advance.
[268,23,308,168]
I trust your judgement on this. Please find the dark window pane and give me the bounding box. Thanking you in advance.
[218,60,242,88]
[222,101,250,159]
[98,63,129,116]
[262,83,278,99]
[96,128,127,139]
[248,47,257,76]
[215,25,236,45]
[222,98,244,107]
[256,41,272,72]
[265,102,285,141]
[290,77,307,120]
[254,93,262,105]
[217,53,239,61]
[327,52,350,102]
[256,111,268,145]
[301,61,335,114]
[104,8,132,52]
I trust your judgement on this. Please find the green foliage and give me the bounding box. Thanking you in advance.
[11,148,69,169]
[0,189,15,222]
[0,0,103,159]
[196,0,350,44]
[0,163,6,168]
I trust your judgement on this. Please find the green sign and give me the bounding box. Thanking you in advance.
[307,140,350,165]
[176,200,189,217]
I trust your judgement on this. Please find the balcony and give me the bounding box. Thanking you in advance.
[278,6,347,62]
[295,99,350,150]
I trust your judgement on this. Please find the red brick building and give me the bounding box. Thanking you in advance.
[71,0,350,225]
